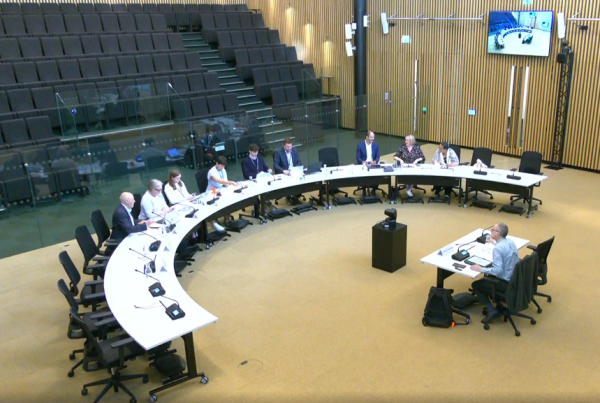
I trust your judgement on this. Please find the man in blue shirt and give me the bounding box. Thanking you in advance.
[470,223,519,321]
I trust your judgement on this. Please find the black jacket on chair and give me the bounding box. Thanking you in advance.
[505,252,537,312]
[241,155,269,179]
[273,147,302,174]
[111,204,147,240]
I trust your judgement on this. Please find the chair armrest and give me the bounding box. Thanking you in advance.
[104,239,121,246]
[93,256,110,262]
[527,245,537,251]
[111,337,135,349]
[85,292,106,300]
[89,311,113,320]
[95,317,118,327]
[84,279,104,286]
[482,275,501,284]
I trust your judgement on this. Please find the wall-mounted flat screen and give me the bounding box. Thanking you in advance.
[488,11,554,57]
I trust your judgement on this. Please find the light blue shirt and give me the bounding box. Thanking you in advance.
[482,237,519,282]
[207,166,227,192]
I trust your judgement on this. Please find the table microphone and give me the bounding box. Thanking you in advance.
[507,168,521,180]
[476,225,495,244]
[139,232,161,252]
[134,269,165,296]
[129,248,156,273]
[153,211,176,233]
[160,298,185,320]
[474,161,488,176]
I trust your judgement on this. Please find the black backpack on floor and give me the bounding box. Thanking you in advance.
[422,287,470,327]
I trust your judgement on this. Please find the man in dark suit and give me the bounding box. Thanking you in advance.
[200,125,222,153]
[273,137,302,175]
[111,192,157,240]
[241,143,272,180]
[356,130,380,165]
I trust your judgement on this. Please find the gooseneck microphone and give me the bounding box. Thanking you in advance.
[139,231,161,252]
[129,248,156,272]
[476,225,495,244]
[153,211,176,233]
[507,168,521,180]
[134,269,165,297]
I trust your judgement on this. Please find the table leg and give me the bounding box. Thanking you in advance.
[527,186,534,218]
[437,267,454,288]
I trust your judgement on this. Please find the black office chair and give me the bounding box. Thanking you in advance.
[132,193,142,221]
[318,147,348,198]
[481,253,538,336]
[510,151,544,206]
[59,251,105,312]
[69,306,148,403]
[462,147,495,201]
[90,210,121,251]
[74,225,110,280]
[271,153,306,206]
[527,236,555,311]
[57,279,120,378]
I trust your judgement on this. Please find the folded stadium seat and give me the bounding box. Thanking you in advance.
[135,55,156,77]
[189,96,209,118]
[21,2,41,14]
[2,118,37,146]
[134,14,154,33]
[59,4,78,13]
[285,85,301,104]
[115,78,141,124]
[112,4,128,13]
[64,14,86,34]
[118,34,138,54]
[200,14,216,39]
[79,58,103,82]
[77,3,95,13]
[222,93,244,115]
[26,116,60,145]
[118,14,137,33]
[75,82,102,129]
[169,53,189,73]
[0,91,16,121]
[172,4,190,32]
[35,60,64,87]
[186,5,202,29]
[206,94,229,117]
[41,3,60,13]
[0,39,21,62]
[252,67,268,99]
[82,13,104,34]
[187,73,209,97]
[96,81,127,125]
[237,4,249,12]
[285,47,299,62]
[261,47,276,64]
[1,3,21,14]
[278,65,293,84]
[81,35,103,57]
[198,4,212,14]
[153,76,171,97]
[128,4,143,13]
[167,33,186,51]
[20,37,45,60]
[230,29,246,46]
[185,52,204,72]
[61,36,84,58]
[152,53,171,74]
[101,14,121,34]
[31,87,61,128]
[211,5,224,12]
[202,72,224,95]
[203,14,230,44]
[273,47,288,63]
[158,4,177,28]
[100,35,122,56]
[143,4,159,13]
[151,33,170,52]
[170,74,191,97]
[256,30,271,46]
[237,48,263,81]
[224,5,237,12]
[95,3,112,13]
[58,59,85,85]
[117,55,143,79]
[227,13,242,30]
[172,98,191,121]
[252,14,266,28]
[135,34,155,53]
[216,31,233,61]
[2,15,27,36]
[24,14,47,35]
[0,64,20,91]
[239,13,254,29]
[41,37,65,59]
[98,57,122,81]
[13,61,41,88]
[271,87,289,107]
[269,30,282,44]
[243,30,259,47]
[150,14,169,32]
[0,151,35,207]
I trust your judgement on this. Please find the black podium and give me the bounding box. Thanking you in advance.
[372,222,407,273]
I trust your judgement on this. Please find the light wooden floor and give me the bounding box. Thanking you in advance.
[2,144,600,403]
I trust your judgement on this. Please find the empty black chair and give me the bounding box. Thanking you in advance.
[158,4,177,27]
[95,3,112,13]
[227,13,242,29]
[26,115,59,145]
[96,81,126,124]
[224,4,237,12]
[271,87,287,107]
[31,87,61,128]
[81,35,103,56]
[59,4,78,13]
[239,13,253,29]
[0,63,19,91]
[152,53,171,73]
[112,3,128,13]
[206,94,226,117]
[167,33,185,50]
[0,90,15,121]
[237,4,249,12]
[134,13,153,32]
[510,151,544,207]
[150,13,168,31]
[24,14,46,35]
[1,119,35,147]
[285,86,300,103]
[223,93,243,114]
[41,36,65,59]
[18,37,43,60]
[7,89,38,119]
[117,55,141,79]
[118,34,137,54]
[128,3,143,13]
[0,39,21,61]
[41,3,60,13]
[64,13,86,34]
[101,14,120,33]
[202,71,221,94]
[61,36,84,57]
[261,47,276,64]
[211,4,224,12]
[21,2,41,14]
[78,3,95,13]
[79,58,102,82]
[172,97,191,121]
[118,14,136,33]
[527,236,555,309]
[58,59,84,83]
[243,30,258,47]
[1,3,21,14]
[285,46,299,61]
[252,13,265,28]
[3,15,27,36]
[169,52,187,72]
[198,4,212,13]
[187,4,202,28]
[134,34,154,53]
[82,13,103,34]
[36,60,63,86]
[187,73,208,96]
[151,33,169,52]
[0,152,32,206]
[170,74,190,96]
[59,250,106,312]
[190,96,209,117]
[143,4,158,13]
[172,4,190,31]
[135,54,155,76]
[185,52,203,72]
[13,61,40,87]
[269,30,281,44]
[256,30,270,45]
[100,35,121,55]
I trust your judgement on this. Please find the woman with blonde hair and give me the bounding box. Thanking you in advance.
[393,135,425,197]
[164,169,195,205]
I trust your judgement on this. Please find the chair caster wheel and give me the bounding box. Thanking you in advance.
[531,319,536,325]
[143,376,149,383]
[547,297,552,303]
[68,370,74,378]
[515,331,521,337]
[537,308,542,313]
[201,376,209,384]
[69,353,76,360]
[149,395,158,403]
[483,324,490,330]
[482,308,488,316]
[466,317,471,324]
[81,388,88,396]
[422,317,427,326]
[130,398,137,403]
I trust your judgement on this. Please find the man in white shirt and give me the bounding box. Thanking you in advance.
[139,179,171,220]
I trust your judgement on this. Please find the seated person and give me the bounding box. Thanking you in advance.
[273,137,302,175]
[164,169,195,205]
[138,138,165,161]
[241,143,272,180]
[356,130,381,195]
[200,125,222,154]
[139,179,171,220]
[111,192,157,240]
[393,135,425,197]
[470,223,520,322]
[431,141,459,197]
[207,156,239,232]
[51,146,78,170]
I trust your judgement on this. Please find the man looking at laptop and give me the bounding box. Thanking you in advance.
[273,137,302,175]
[469,223,519,322]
